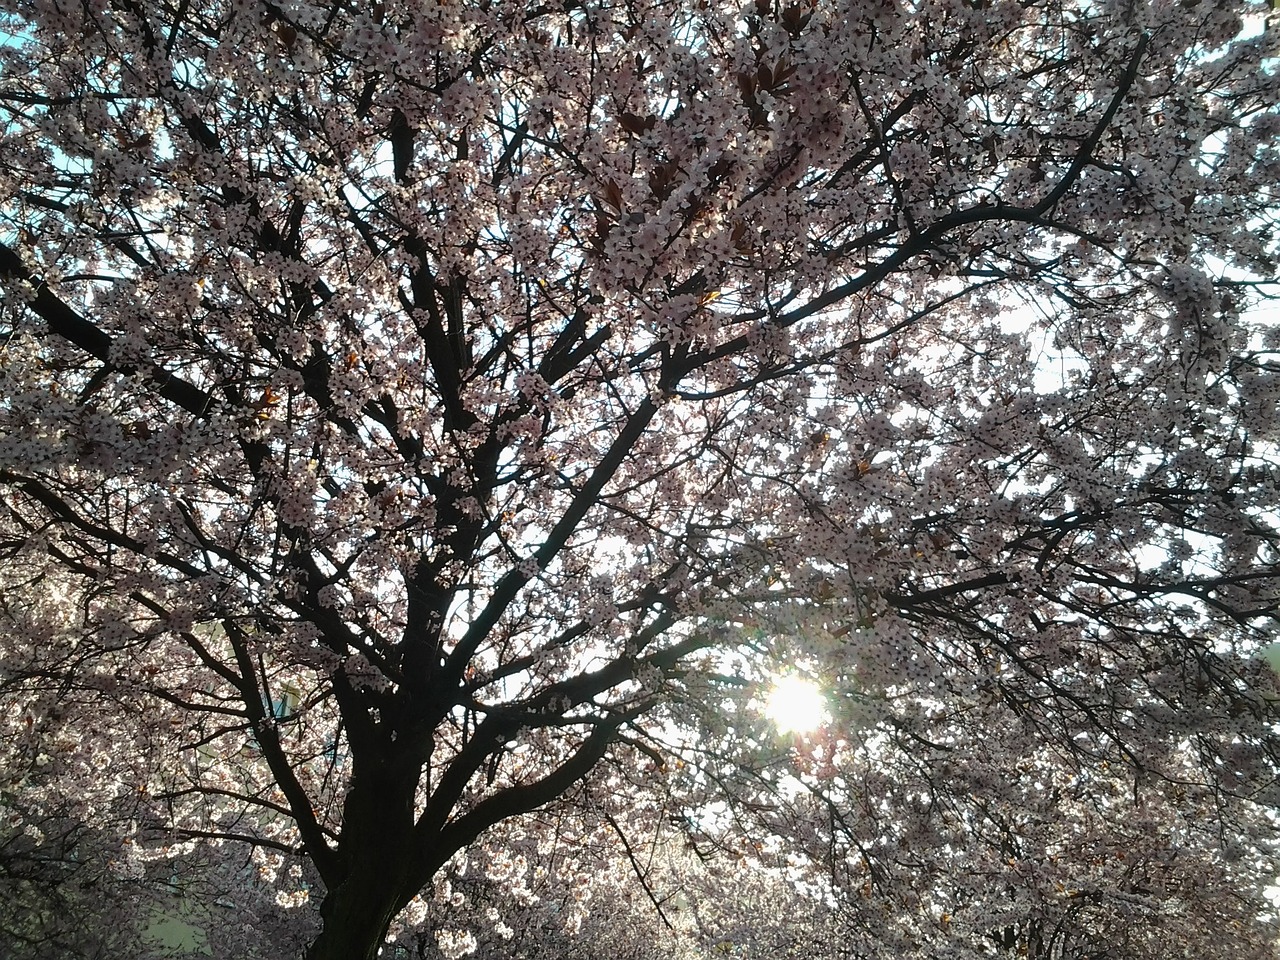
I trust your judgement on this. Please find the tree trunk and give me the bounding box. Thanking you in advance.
[306,868,404,960]
[305,752,423,960]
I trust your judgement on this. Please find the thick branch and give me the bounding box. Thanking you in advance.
[0,242,215,418]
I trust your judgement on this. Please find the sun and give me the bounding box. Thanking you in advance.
[764,674,828,733]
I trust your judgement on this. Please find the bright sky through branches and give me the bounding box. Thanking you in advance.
[764,675,828,734]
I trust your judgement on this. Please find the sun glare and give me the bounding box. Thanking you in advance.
[764,675,828,733]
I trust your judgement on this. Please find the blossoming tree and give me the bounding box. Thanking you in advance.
[2,0,1279,956]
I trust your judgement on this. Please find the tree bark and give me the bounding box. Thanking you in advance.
[306,867,404,960]
[305,748,422,960]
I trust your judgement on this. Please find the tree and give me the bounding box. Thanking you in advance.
[0,806,155,960]
[1,0,1279,956]
[672,628,1280,960]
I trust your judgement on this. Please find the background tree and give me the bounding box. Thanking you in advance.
[0,808,155,960]
[1,0,1279,957]
[667,614,1280,960]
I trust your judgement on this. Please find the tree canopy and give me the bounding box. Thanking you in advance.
[1,0,1279,957]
